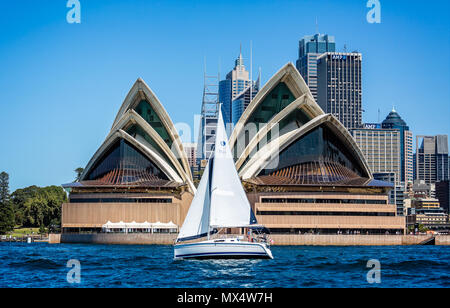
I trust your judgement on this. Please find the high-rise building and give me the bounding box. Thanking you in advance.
[381,108,413,183]
[182,143,197,168]
[436,180,450,214]
[229,62,405,235]
[415,135,449,185]
[436,136,449,182]
[317,52,363,130]
[296,34,335,101]
[219,47,254,131]
[351,126,401,184]
[351,123,408,215]
[232,74,260,125]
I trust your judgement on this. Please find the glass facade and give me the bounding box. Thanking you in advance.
[381,110,412,183]
[351,128,401,184]
[134,100,173,149]
[261,197,386,204]
[242,108,311,170]
[246,82,295,125]
[234,82,295,155]
[231,82,259,126]
[219,79,232,127]
[259,124,366,178]
[86,139,169,184]
[233,82,295,161]
[125,124,178,172]
[298,34,336,57]
[219,51,254,133]
[296,34,336,101]
[317,53,362,130]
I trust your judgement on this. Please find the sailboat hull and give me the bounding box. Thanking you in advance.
[174,239,273,260]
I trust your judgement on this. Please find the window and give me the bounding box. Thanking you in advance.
[259,124,366,177]
[85,139,169,184]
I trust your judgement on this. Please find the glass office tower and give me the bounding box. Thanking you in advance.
[382,108,414,183]
[317,52,363,130]
[296,34,336,102]
[219,49,253,133]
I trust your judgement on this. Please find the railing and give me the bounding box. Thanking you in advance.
[0,234,48,243]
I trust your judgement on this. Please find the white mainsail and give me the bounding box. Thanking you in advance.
[176,107,257,242]
[209,107,256,228]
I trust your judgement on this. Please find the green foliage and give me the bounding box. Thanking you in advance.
[11,185,67,229]
[418,224,429,233]
[0,172,14,234]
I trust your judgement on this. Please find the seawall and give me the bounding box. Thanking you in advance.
[49,233,450,246]
[49,233,177,245]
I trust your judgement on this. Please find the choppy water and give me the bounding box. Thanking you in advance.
[0,243,449,288]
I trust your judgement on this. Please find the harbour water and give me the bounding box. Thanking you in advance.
[0,242,449,288]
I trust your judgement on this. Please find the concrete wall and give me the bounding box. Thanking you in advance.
[436,235,450,245]
[270,234,438,246]
[247,192,406,232]
[61,192,193,229]
[49,234,61,244]
[49,233,450,246]
[53,233,177,245]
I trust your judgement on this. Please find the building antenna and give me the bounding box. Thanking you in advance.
[250,40,253,103]
[315,17,319,34]
[344,44,347,53]
[378,108,380,123]
[258,66,262,88]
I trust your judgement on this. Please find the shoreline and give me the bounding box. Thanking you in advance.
[48,233,450,246]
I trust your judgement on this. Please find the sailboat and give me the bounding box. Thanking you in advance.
[174,107,273,260]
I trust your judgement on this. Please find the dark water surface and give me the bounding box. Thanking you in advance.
[0,243,449,288]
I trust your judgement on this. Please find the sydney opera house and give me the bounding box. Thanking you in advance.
[62,63,405,235]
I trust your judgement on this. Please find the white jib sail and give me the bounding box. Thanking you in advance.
[176,159,212,242]
[209,107,256,228]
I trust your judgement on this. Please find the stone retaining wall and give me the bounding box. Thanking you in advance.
[49,233,450,246]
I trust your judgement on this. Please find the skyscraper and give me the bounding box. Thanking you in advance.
[232,73,260,125]
[351,126,402,184]
[351,124,404,215]
[317,52,363,130]
[415,135,449,185]
[219,47,254,131]
[436,180,450,214]
[381,108,413,183]
[296,34,336,101]
[182,143,197,168]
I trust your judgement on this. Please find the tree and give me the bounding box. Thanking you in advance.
[10,185,67,228]
[0,172,14,234]
[74,167,84,182]
[418,224,429,233]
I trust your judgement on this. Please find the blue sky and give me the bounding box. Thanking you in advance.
[0,0,449,191]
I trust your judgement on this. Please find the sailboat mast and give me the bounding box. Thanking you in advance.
[206,149,215,240]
